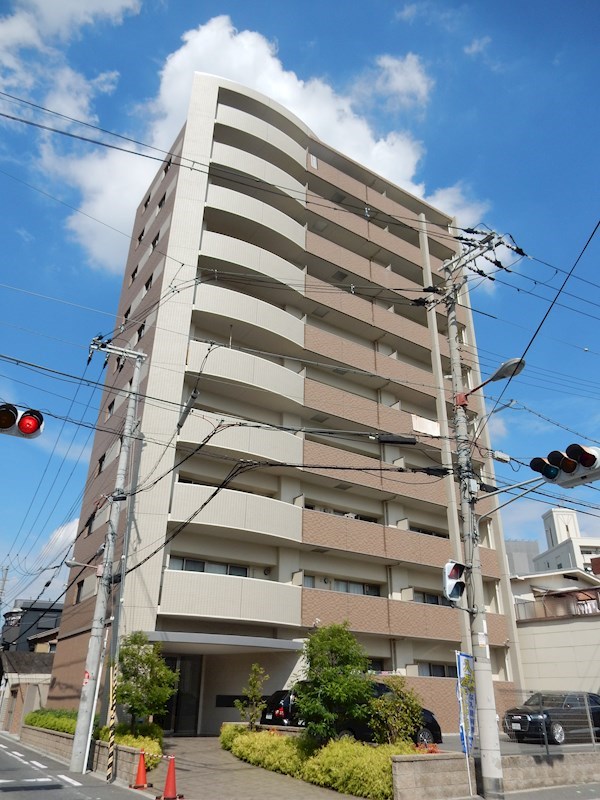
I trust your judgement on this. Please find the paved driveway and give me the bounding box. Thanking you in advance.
[149,736,358,800]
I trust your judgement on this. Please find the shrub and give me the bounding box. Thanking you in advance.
[219,723,247,751]
[95,730,162,769]
[302,738,396,800]
[24,708,78,735]
[368,675,424,745]
[233,663,269,730]
[229,729,304,778]
[96,721,163,745]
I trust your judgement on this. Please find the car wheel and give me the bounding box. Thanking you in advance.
[549,722,566,745]
[336,729,355,740]
[416,727,434,746]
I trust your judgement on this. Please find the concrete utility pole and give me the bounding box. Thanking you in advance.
[443,234,524,800]
[70,342,146,774]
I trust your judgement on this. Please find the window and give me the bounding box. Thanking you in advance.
[105,400,114,420]
[75,580,84,604]
[303,575,315,588]
[413,591,452,607]
[169,556,248,577]
[418,663,457,678]
[129,267,138,286]
[151,233,159,251]
[333,580,380,597]
[158,193,166,210]
[123,306,131,325]
[96,454,105,476]
[143,194,150,211]
[136,322,145,343]
[144,274,153,294]
[136,229,145,247]
[163,157,172,175]
[83,511,96,537]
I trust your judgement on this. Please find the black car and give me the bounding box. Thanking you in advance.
[260,681,443,745]
[504,691,600,744]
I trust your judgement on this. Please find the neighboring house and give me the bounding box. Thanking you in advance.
[27,627,59,654]
[1,600,63,652]
[0,652,54,735]
[511,568,600,693]
[49,73,522,735]
[533,508,600,574]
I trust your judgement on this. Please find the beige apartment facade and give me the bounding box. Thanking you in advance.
[49,74,521,735]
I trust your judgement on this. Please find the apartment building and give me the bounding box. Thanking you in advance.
[534,508,600,574]
[49,73,521,734]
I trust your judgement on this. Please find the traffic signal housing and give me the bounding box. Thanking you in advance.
[0,404,44,439]
[530,443,600,488]
[443,560,466,603]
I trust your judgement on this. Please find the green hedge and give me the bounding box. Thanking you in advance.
[220,725,431,800]
[24,708,163,770]
[24,708,78,734]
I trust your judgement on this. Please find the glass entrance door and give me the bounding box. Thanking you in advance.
[158,655,202,735]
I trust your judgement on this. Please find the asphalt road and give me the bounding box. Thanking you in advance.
[0,738,138,800]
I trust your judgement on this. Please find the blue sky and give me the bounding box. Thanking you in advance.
[0,0,599,606]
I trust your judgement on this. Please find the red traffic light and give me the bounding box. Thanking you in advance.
[18,409,43,436]
[566,443,600,469]
[0,403,44,438]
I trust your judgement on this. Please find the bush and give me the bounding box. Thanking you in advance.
[368,675,424,745]
[302,738,395,800]
[24,708,163,770]
[24,708,78,734]
[220,723,247,751]
[96,721,163,745]
[219,722,434,800]
[96,730,162,769]
[229,729,304,778]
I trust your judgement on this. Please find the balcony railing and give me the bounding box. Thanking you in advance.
[515,589,600,621]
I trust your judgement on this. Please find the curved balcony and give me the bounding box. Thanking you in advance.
[194,283,303,352]
[178,412,303,465]
[216,103,307,166]
[170,483,302,544]
[206,184,305,249]
[160,570,301,627]
[187,340,304,412]
[199,230,305,292]
[211,141,305,204]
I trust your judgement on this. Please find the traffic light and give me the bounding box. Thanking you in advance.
[530,443,600,488]
[0,404,44,439]
[443,560,466,602]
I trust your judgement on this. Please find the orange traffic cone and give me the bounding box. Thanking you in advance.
[156,756,183,800]
[130,749,152,789]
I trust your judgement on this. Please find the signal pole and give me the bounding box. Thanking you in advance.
[70,341,146,773]
[443,234,523,799]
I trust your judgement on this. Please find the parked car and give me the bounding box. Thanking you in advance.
[260,681,443,745]
[504,692,600,744]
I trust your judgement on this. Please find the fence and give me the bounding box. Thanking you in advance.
[497,687,599,756]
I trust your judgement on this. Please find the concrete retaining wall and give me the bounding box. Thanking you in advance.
[20,725,142,785]
[392,752,474,800]
[502,751,600,792]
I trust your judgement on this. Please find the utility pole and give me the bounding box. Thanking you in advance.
[443,234,522,800]
[70,341,146,774]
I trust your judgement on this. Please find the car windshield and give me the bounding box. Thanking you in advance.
[523,693,565,708]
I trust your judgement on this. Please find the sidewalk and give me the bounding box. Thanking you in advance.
[147,736,600,800]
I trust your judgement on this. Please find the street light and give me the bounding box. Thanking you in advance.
[455,358,525,408]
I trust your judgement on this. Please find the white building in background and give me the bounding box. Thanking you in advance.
[511,568,600,692]
[533,508,600,574]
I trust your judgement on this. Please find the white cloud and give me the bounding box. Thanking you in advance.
[8,0,141,40]
[464,36,492,57]
[426,183,490,228]
[3,12,489,272]
[395,4,419,23]
[5,518,78,604]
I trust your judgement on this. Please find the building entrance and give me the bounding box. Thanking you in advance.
[159,655,202,735]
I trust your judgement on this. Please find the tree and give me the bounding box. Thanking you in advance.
[295,622,373,746]
[116,631,178,734]
[234,663,269,730]
[368,675,424,744]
